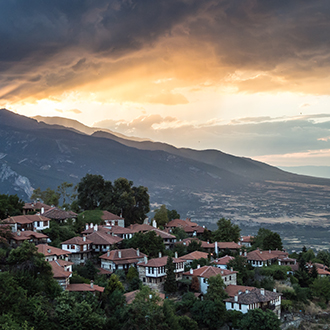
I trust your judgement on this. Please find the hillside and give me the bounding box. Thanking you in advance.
[2,109,330,225]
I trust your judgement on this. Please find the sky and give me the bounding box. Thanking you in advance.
[2,0,330,167]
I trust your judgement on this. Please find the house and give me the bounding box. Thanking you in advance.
[165,218,205,237]
[129,224,177,249]
[2,214,51,231]
[245,249,289,267]
[82,223,135,239]
[213,255,235,269]
[87,231,123,253]
[101,211,125,227]
[66,281,104,295]
[137,253,185,291]
[180,251,209,266]
[61,236,92,264]
[23,202,52,215]
[49,259,73,290]
[99,248,147,273]
[41,207,77,223]
[224,286,281,318]
[183,265,237,293]
[37,243,71,262]
[10,230,49,246]
[306,262,330,277]
[239,235,253,248]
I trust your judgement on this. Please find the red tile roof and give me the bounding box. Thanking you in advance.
[224,287,281,304]
[246,249,288,261]
[138,256,184,267]
[240,235,253,243]
[23,202,52,211]
[183,265,237,278]
[129,223,155,233]
[12,230,49,241]
[213,255,235,265]
[61,236,92,245]
[225,284,257,297]
[37,243,72,256]
[49,260,72,279]
[180,251,209,261]
[87,231,123,245]
[101,211,123,221]
[42,208,77,220]
[2,215,50,224]
[166,218,198,228]
[99,248,147,263]
[66,283,104,293]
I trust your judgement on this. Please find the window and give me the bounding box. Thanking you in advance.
[239,304,241,310]
[67,245,70,249]
[229,276,231,280]
[231,303,234,308]
[37,221,40,227]
[143,277,145,282]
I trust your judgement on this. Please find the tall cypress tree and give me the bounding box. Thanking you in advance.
[164,256,177,293]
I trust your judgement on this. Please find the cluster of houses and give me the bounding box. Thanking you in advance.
[2,202,330,318]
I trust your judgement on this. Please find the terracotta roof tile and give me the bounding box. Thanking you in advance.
[87,231,123,245]
[12,230,49,241]
[183,265,237,278]
[66,283,104,293]
[224,288,281,304]
[49,260,72,279]
[42,208,77,220]
[213,255,235,265]
[37,243,72,256]
[139,256,184,267]
[61,236,92,245]
[99,248,147,263]
[225,284,256,297]
[180,251,209,260]
[101,211,123,221]
[2,215,50,224]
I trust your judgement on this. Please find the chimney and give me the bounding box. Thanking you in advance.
[234,295,238,302]
[17,230,21,236]
[41,207,44,214]
[221,270,224,275]
[269,249,271,253]
[175,251,178,259]
[260,288,265,295]
[230,267,233,272]
[90,280,94,289]
[136,248,140,256]
[83,236,86,242]
[273,288,277,292]
[215,241,218,255]
[85,224,89,230]
[94,224,98,232]
[197,264,200,269]
[47,248,51,254]
[90,223,93,228]
[238,290,242,295]
[107,250,110,257]
[244,251,247,257]
[190,268,193,274]
[159,252,162,258]
[245,289,249,293]
[240,251,242,256]
[118,250,122,258]
[144,255,148,264]
[152,219,157,228]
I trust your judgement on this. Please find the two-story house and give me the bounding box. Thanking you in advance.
[212,255,235,269]
[61,236,92,264]
[2,214,51,231]
[87,231,123,254]
[37,243,71,261]
[99,248,147,273]
[183,265,237,294]
[137,253,185,291]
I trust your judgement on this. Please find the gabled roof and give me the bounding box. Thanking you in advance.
[183,265,237,279]
[99,248,147,263]
[2,215,50,224]
[240,235,253,243]
[37,243,71,256]
[129,223,155,233]
[138,256,184,268]
[213,255,235,265]
[216,242,241,249]
[180,251,209,261]
[23,202,52,211]
[166,218,198,228]
[87,231,123,245]
[152,228,176,239]
[246,249,288,261]
[49,260,72,279]
[225,284,256,297]
[224,288,281,304]
[101,211,124,221]
[61,236,92,245]
[12,230,49,241]
[66,283,104,293]
[42,208,77,220]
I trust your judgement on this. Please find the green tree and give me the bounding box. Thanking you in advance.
[187,240,203,253]
[191,276,200,292]
[104,274,124,295]
[311,277,330,303]
[164,256,177,293]
[127,265,139,282]
[0,194,24,219]
[252,228,283,250]
[57,181,73,206]
[167,209,180,221]
[153,204,169,227]
[238,308,281,330]
[227,255,253,285]
[213,218,241,243]
[124,231,165,258]
[205,274,227,301]
[172,227,188,241]
[317,250,330,267]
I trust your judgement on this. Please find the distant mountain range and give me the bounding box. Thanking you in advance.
[2,109,330,223]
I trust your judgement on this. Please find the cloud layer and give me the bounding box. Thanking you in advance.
[2,1,330,105]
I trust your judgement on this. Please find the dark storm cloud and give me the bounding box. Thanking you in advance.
[2,0,330,100]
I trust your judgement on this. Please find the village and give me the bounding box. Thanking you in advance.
[2,197,330,330]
